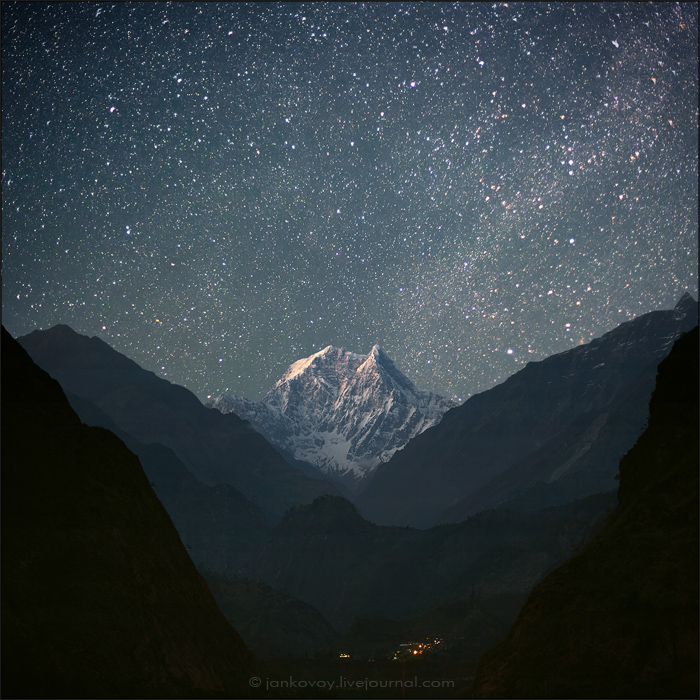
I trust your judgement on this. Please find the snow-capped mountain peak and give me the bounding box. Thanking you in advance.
[210,345,456,490]
[281,344,353,384]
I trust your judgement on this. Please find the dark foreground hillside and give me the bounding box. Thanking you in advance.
[1,326,257,698]
[472,327,699,699]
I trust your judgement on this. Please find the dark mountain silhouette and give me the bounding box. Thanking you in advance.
[250,491,614,633]
[200,569,339,659]
[64,391,269,576]
[18,324,338,523]
[472,326,699,699]
[357,294,698,527]
[1,326,257,698]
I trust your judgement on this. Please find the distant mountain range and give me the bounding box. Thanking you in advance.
[6,296,696,694]
[210,344,456,490]
[356,293,698,527]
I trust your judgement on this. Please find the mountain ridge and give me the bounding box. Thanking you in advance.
[62,390,271,576]
[249,491,614,633]
[356,294,698,527]
[472,325,699,698]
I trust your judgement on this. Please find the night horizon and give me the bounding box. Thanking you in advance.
[3,2,697,405]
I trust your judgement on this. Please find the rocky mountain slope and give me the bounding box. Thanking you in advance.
[18,324,337,523]
[1,326,256,698]
[210,344,455,490]
[357,294,698,527]
[472,326,698,699]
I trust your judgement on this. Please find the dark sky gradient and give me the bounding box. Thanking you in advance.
[2,2,697,402]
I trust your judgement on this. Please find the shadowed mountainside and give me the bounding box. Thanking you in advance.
[64,391,270,576]
[441,355,660,519]
[472,327,699,699]
[1,326,257,698]
[357,294,697,528]
[18,324,338,524]
[200,569,340,659]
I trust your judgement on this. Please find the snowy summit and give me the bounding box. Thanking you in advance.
[209,345,456,490]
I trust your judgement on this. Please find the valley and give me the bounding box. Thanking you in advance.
[3,3,697,696]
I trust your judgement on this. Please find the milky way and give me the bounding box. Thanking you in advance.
[2,2,697,402]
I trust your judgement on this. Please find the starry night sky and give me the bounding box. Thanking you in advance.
[2,2,698,402]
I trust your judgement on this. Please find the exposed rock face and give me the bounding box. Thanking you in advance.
[357,294,698,527]
[472,326,699,699]
[211,344,456,490]
[1,326,256,699]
